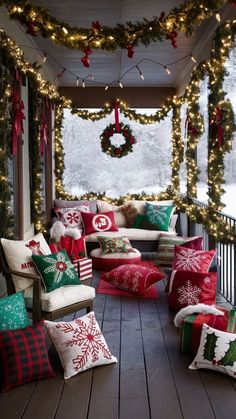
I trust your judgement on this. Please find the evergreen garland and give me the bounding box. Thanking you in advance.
[28,80,45,233]
[171,104,184,193]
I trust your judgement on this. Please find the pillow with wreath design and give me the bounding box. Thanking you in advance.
[32,250,81,292]
[44,312,117,379]
[97,236,135,255]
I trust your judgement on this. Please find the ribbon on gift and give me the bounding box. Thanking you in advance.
[114,102,120,133]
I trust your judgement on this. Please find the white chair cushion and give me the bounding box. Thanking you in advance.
[24,284,95,312]
[1,233,51,292]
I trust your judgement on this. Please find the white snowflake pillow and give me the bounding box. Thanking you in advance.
[168,270,217,312]
[55,203,90,229]
[189,324,236,379]
[44,312,117,379]
[173,245,216,273]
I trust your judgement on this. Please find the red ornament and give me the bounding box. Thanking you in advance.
[92,21,101,31]
[81,47,92,68]
[26,22,37,37]
[81,55,90,67]
[167,30,178,48]
[127,45,134,58]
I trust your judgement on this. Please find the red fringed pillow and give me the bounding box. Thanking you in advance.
[168,270,217,312]
[81,211,118,235]
[173,246,216,273]
[101,264,164,295]
[0,322,54,392]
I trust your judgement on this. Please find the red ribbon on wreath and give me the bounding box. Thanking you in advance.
[11,70,25,155]
[114,102,120,133]
[211,107,223,148]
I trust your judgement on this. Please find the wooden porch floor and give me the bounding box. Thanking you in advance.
[1,254,236,419]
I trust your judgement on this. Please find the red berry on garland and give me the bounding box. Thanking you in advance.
[26,22,37,36]
[115,148,121,155]
[127,45,134,58]
[84,47,92,56]
[129,136,136,144]
[212,359,218,365]
[167,30,178,48]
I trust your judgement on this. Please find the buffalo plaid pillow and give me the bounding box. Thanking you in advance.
[0,322,54,392]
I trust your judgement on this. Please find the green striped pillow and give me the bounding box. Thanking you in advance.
[156,235,186,267]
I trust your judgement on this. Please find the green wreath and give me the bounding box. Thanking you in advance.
[100,122,136,158]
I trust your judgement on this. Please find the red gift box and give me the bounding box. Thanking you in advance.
[73,257,92,281]
[180,307,236,355]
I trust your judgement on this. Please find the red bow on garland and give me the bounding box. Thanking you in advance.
[11,72,25,155]
[81,47,92,67]
[185,115,197,137]
[211,107,223,148]
[114,102,120,133]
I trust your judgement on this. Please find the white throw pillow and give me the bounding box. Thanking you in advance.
[189,323,236,379]
[45,312,117,379]
[1,233,51,292]
[97,200,126,227]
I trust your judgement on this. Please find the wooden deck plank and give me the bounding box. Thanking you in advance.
[87,295,120,419]
[0,382,37,419]
[139,298,183,419]
[157,281,216,419]
[119,297,150,419]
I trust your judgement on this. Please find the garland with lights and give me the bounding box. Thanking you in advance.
[100,122,136,158]
[184,67,205,197]
[170,104,184,193]
[2,0,232,56]
[0,63,15,238]
[207,21,236,212]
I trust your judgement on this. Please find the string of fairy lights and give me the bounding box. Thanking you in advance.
[0,16,236,241]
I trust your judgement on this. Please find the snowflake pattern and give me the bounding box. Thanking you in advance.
[43,252,75,284]
[56,313,112,371]
[146,205,169,227]
[174,248,206,272]
[66,211,80,225]
[178,280,201,305]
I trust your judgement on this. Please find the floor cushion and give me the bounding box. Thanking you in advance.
[90,247,141,271]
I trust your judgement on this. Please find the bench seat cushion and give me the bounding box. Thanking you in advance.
[85,228,177,242]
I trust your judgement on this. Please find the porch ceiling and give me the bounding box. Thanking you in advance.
[25,0,235,89]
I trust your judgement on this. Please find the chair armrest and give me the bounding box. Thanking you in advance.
[9,269,41,281]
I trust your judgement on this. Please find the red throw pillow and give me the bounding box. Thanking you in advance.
[173,245,216,273]
[168,270,217,312]
[81,211,118,235]
[101,264,164,295]
[181,236,203,250]
[0,322,54,391]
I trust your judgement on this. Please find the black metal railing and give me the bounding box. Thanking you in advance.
[180,198,236,306]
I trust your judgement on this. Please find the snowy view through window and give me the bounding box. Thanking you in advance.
[62,47,236,218]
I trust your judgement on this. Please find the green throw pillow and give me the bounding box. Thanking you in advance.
[97,236,134,255]
[0,291,30,330]
[145,203,174,231]
[32,250,81,293]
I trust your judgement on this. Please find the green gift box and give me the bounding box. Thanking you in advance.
[180,307,236,355]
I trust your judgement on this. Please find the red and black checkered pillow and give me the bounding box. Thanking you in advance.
[0,321,55,392]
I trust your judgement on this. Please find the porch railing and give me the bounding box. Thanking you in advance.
[179,198,236,306]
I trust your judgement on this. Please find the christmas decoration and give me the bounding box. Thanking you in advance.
[127,45,134,58]
[4,0,232,52]
[81,47,92,68]
[100,122,136,158]
[178,280,201,305]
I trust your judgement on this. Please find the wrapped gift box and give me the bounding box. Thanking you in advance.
[180,307,236,355]
[72,257,92,281]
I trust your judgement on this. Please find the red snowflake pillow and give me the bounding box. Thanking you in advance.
[55,203,90,229]
[101,264,164,295]
[81,211,118,235]
[173,245,216,273]
[168,270,217,312]
[44,312,117,379]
